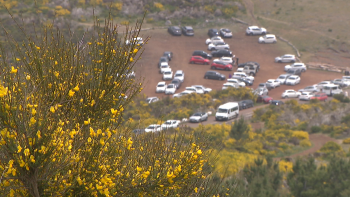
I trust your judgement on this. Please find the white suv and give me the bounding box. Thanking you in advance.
[156,81,166,93]
[163,69,173,80]
[284,63,307,72]
[246,26,267,35]
[258,34,276,43]
[174,70,185,82]
[227,78,246,87]
[275,54,296,63]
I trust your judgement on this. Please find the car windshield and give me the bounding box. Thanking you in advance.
[302,92,309,95]
[167,85,174,88]
[289,77,296,80]
[164,71,171,74]
[217,108,228,113]
[175,73,182,77]
[193,113,201,116]
[164,121,172,125]
[278,76,286,79]
[147,125,156,129]
[157,84,165,87]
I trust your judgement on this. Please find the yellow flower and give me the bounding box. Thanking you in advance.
[88,137,92,143]
[0,85,8,97]
[24,149,30,156]
[129,57,134,62]
[16,58,20,61]
[84,118,91,125]
[127,137,133,145]
[68,90,75,97]
[30,117,36,125]
[31,108,36,115]
[26,75,31,80]
[55,61,58,65]
[50,106,55,113]
[194,187,198,193]
[197,149,202,155]
[36,46,40,50]
[17,145,22,153]
[137,166,142,172]
[54,71,59,77]
[30,155,35,163]
[133,48,138,53]
[37,130,41,139]
[111,108,118,115]
[11,66,18,73]
[73,85,79,91]
[88,42,92,45]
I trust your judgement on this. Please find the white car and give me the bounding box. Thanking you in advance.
[285,75,300,85]
[205,36,224,45]
[299,92,314,101]
[246,26,267,35]
[276,74,291,85]
[233,72,255,82]
[162,68,173,80]
[237,67,244,72]
[332,78,350,87]
[125,37,144,46]
[174,70,185,82]
[173,90,194,98]
[146,97,159,103]
[185,86,204,94]
[192,85,212,93]
[258,34,277,44]
[189,112,208,123]
[281,89,301,98]
[315,81,334,91]
[298,85,318,93]
[161,120,181,130]
[266,79,280,88]
[159,62,170,73]
[214,57,233,65]
[156,81,167,93]
[222,83,238,90]
[145,124,162,132]
[285,63,307,72]
[275,54,296,63]
[165,84,176,94]
[208,42,230,51]
[220,28,233,38]
[227,78,246,87]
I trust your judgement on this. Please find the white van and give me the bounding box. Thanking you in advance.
[322,84,343,96]
[215,102,239,121]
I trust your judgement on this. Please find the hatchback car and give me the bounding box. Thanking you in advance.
[163,51,173,61]
[266,79,280,88]
[299,92,314,101]
[285,63,307,72]
[208,28,220,38]
[174,70,185,82]
[219,28,232,38]
[173,90,195,98]
[159,62,170,73]
[192,85,212,93]
[257,95,273,103]
[171,78,182,89]
[189,56,210,65]
[285,75,300,85]
[281,89,301,98]
[205,36,224,45]
[270,100,284,106]
[204,71,226,80]
[238,100,254,110]
[310,92,328,101]
[211,49,233,58]
[168,26,181,36]
[298,85,318,93]
[156,81,166,93]
[246,26,267,35]
[192,50,212,59]
[286,68,302,76]
[158,56,169,68]
[214,57,234,65]
[146,97,159,104]
[181,26,194,36]
[189,112,208,123]
[276,74,292,85]
[161,120,181,130]
[258,34,277,43]
[162,69,173,80]
[165,84,176,94]
[275,54,296,63]
[145,124,162,132]
[211,61,232,70]
[222,83,237,90]
[208,42,230,51]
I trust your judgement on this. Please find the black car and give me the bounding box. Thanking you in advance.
[204,71,226,80]
[163,51,173,61]
[270,100,284,106]
[211,49,233,58]
[219,28,232,38]
[192,50,212,59]
[168,26,181,36]
[181,26,194,36]
[208,28,220,38]
[171,78,182,89]
[286,69,302,76]
[158,56,169,68]
[237,77,253,86]
[238,100,254,110]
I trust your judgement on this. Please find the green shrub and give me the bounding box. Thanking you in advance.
[310,126,322,133]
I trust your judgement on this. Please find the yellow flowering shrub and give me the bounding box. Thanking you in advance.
[292,131,309,140]
[300,139,312,147]
[279,160,293,172]
[343,137,350,144]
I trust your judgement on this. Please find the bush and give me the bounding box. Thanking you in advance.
[292,131,309,140]
[343,138,350,144]
[310,126,322,133]
[333,94,350,103]
[300,139,312,147]
[319,141,342,153]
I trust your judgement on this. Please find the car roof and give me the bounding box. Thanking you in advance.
[248,26,259,28]
[265,34,275,37]
[184,26,193,29]
[148,124,160,127]
[285,89,295,91]
[158,81,166,85]
[147,97,158,99]
[175,70,184,74]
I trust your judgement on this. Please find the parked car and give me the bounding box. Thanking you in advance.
[156,81,167,93]
[257,95,273,103]
[310,92,328,101]
[171,78,182,89]
[237,77,253,86]
[181,26,194,36]
[208,42,230,51]
[158,56,169,68]
[189,56,210,65]
[233,72,255,82]
[275,54,296,63]
[299,92,314,101]
[276,74,292,85]
[315,81,334,91]
[205,36,224,45]
[168,26,181,36]
[185,86,204,94]
[281,89,301,98]
[208,28,220,38]
[227,78,246,87]
[219,28,232,38]
[222,82,238,90]
[192,85,212,93]
[145,124,162,132]
[159,62,170,73]
[238,61,260,70]
[270,100,284,106]
[322,84,343,96]
[242,64,259,76]
[258,83,267,89]
[174,70,185,82]
[189,112,208,123]
[204,71,226,80]
[258,34,277,43]
[214,57,234,65]
[192,50,212,59]
[163,69,173,80]
[238,100,254,110]
[163,51,173,61]
[285,75,300,85]
[254,87,269,96]
[161,120,181,130]
[266,79,280,88]
[211,61,233,70]
[246,26,267,35]
[298,85,318,93]
[125,37,144,46]
[332,78,350,87]
[284,63,307,72]
[146,97,159,103]
[173,90,194,98]
[165,84,176,94]
[211,49,233,57]
[286,68,302,76]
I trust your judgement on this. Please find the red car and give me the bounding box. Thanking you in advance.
[257,95,273,104]
[189,56,210,65]
[211,61,233,71]
[310,92,328,101]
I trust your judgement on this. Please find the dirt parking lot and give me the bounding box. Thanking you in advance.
[135,27,343,100]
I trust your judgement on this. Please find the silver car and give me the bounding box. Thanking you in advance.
[189,112,208,123]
